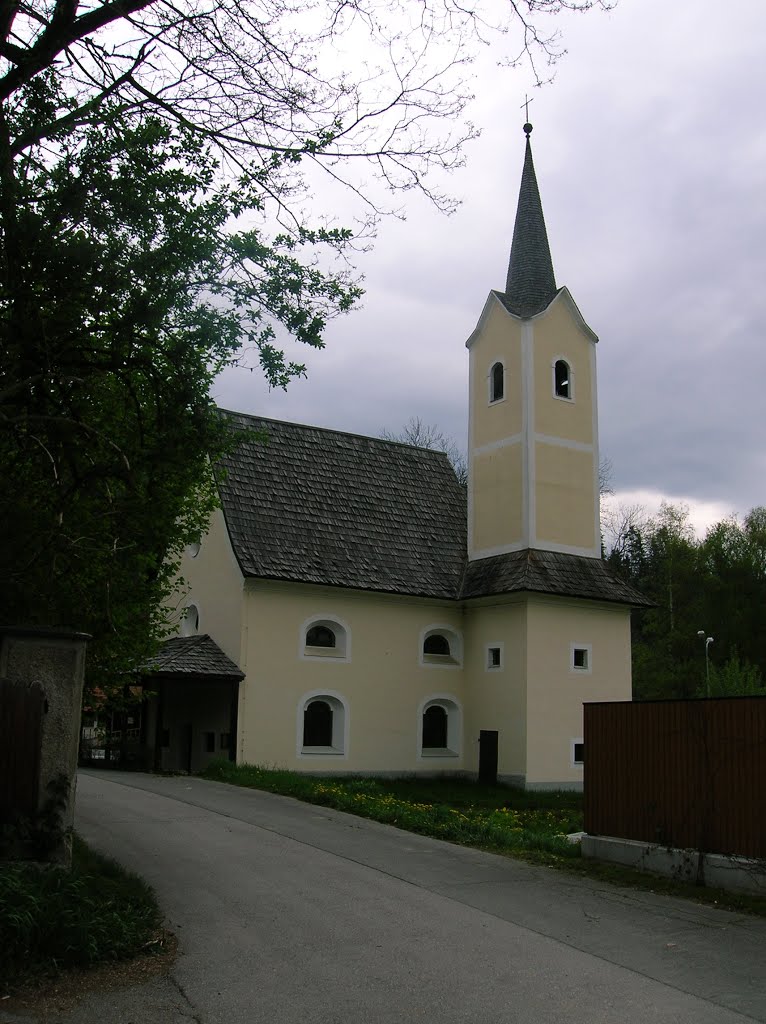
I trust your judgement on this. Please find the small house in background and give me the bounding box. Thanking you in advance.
[139,123,649,786]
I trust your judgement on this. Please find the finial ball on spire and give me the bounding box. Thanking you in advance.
[523,122,533,137]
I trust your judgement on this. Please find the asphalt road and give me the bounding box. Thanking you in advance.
[7,770,766,1024]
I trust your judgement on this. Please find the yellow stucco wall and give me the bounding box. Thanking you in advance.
[471,444,524,552]
[534,443,597,551]
[469,299,523,450]
[239,582,468,773]
[467,291,600,559]
[532,297,595,444]
[462,600,527,779]
[172,507,245,665]
[524,597,632,786]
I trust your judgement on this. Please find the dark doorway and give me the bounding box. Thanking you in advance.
[422,705,448,748]
[303,700,332,747]
[182,723,193,773]
[478,730,498,785]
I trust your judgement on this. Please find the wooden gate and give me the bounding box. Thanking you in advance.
[0,677,45,819]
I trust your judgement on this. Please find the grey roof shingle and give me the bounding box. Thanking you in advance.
[503,132,558,318]
[214,412,647,608]
[460,549,652,606]
[217,412,467,599]
[146,635,244,679]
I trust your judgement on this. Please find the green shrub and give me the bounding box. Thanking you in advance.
[0,835,161,990]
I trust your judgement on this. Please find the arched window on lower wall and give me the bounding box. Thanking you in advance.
[303,700,333,747]
[419,697,461,758]
[298,692,348,757]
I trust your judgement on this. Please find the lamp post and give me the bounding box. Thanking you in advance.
[697,630,714,696]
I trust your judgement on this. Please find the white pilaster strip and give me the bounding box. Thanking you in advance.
[590,341,601,554]
[473,433,524,457]
[534,433,593,453]
[522,321,535,549]
[467,346,475,558]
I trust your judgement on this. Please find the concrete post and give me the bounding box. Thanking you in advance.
[0,626,90,867]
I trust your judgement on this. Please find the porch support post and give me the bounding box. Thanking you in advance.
[229,680,239,763]
[153,679,165,772]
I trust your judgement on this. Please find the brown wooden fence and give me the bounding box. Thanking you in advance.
[584,696,766,859]
[0,677,45,820]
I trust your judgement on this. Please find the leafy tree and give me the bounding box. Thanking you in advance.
[701,653,766,699]
[697,508,766,676]
[0,97,360,691]
[0,0,614,695]
[606,502,766,701]
[381,417,467,485]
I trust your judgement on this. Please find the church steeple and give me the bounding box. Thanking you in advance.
[504,123,557,317]
[466,121,601,562]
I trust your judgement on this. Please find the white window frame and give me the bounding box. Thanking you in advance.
[488,359,507,405]
[552,356,575,402]
[181,602,200,637]
[297,690,349,758]
[300,615,351,662]
[572,737,584,768]
[485,642,504,671]
[570,643,592,674]
[418,695,462,759]
[419,625,463,668]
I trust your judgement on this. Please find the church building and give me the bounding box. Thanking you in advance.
[145,123,647,788]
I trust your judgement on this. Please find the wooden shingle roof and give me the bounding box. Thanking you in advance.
[503,129,559,318]
[147,635,244,679]
[460,549,652,606]
[215,411,647,608]
[217,412,467,599]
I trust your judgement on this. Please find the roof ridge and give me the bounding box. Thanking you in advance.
[219,408,455,460]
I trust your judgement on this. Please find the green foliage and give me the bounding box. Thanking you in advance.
[702,653,766,699]
[1,774,70,862]
[0,835,161,990]
[606,503,766,700]
[1,78,361,701]
[202,760,583,857]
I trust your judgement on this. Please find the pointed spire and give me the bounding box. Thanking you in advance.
[504,123,557,317]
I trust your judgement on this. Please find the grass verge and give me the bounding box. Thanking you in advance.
[201,759,766,917]
[203,760,583,858]
[0,834,164,994]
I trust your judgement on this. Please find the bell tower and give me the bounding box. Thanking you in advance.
[466,123,601,561]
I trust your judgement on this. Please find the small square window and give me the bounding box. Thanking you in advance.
[486,644,503,671]
[573,741,584,765]
[571,644,591,672]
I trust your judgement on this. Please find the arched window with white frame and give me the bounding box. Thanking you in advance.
[489,360,505,403]
[181,602,200,637]
[297,691,348,756]
[301,616,351,661]
[553,358,573,400]
[418,696,462,758]
[420,625,462,667]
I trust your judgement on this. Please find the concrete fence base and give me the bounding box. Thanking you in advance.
[582,834,766,896]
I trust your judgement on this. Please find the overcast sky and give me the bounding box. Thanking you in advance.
[214,0,766,535]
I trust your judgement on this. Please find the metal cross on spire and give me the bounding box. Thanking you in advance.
[520,94,534,135]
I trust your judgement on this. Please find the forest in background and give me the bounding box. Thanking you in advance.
[604,503,766,701]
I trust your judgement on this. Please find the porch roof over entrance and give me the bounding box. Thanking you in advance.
[145,634,244,680]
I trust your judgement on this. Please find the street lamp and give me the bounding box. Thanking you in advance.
[697,630,714,696]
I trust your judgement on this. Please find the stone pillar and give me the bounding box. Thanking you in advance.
[0,626,90,867]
